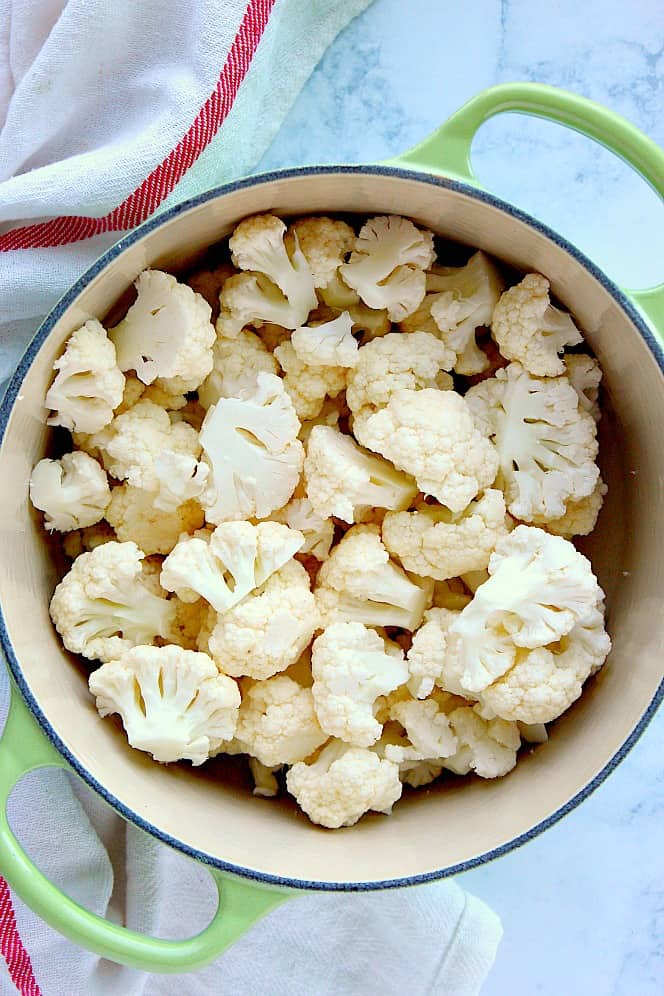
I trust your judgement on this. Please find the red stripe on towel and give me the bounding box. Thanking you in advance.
[0,0,276,252]
[0,878,41,995]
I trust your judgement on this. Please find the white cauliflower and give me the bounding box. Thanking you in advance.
[272,497,334,560]
[382,490,508,580]
[535,477,607,538]
[466,362,599,521]
[29,452,110,532]
[235,675,328,766]
[314,525,431,631]
[89,646,240,765]
[218,214,317,335]
[105,485,203,556]
[186,262,236,318]
[384,696,458,764]
[63,520,117,559]
[354,388,499,514]
[169,598,209,651]
[49,541,174,662]
[564,353,602,421]
[443,706,521,778]
[197,330,278,409]
[160,520,303,613]
[109,270,215,393]
[45,320,125,433]
[304,426,417,524]
[274,341,346,420]
[346,332,454,417]
[286,216,355,288]
[286,739,402,829]
[445,526,606,695]
[291,311,359,368]
[203,560,317,680]
[426,252,505,375]
[199,373,304,522]
[479,603,611,724]
[152,451,209,513]
[311,622,408,747]
[492,273,584,377]
[339,215,436,320]
[248,758,282,798]
[405,607,461,699]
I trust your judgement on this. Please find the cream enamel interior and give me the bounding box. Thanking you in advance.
[1,171,663,887]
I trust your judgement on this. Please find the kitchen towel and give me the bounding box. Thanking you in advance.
[0,1,503,993]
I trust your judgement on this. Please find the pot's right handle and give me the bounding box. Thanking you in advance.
[387,82,664,334]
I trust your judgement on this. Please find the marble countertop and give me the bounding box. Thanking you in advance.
[259,2,664,993]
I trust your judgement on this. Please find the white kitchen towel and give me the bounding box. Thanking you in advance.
[0,1,503,993]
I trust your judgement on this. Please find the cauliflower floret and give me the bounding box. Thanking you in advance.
[492,273,584,377]
[109,270,215,393]
[445,526,606,695]
[315,525,431,631]
[319,271,361,310]
[480,604,611,724]
[29,452,110,532]
[274,341,346,420]
[339,215,435,320]
[151,451,210,513]
[443,706,521,778]
[304,426,417,524]
[426,252,505,375]
[186,262,236,319]
[105,485,203,556]
[405,607,461,699]
[197,330,278,409]
[204,560,317,680]
[199,373,304,522]
[45,320,125,433]
[346,332,454,417]
[355,388,499,514]
[218,214,317,335]
[311,622,408,747]
[88,645,240,765]
[384,696,458,764]
[272,497,334,560]
[535,477,607,538]
[235,675,328,766]
[466,363,599,522]
[248,757,282,798]
[49,541,174,662]
[291,311,359,368]
[286,739,402,829]
[160,520,303,614]
[382,490,508,581]
[63,520,117,559]
[564,353,602,421]
[286,216,355,288]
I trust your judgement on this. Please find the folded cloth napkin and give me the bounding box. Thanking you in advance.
[0,2,503,993]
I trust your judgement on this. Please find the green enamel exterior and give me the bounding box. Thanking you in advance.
[0,82,662,971]
[386,82,664,336]
[0,684,290,972]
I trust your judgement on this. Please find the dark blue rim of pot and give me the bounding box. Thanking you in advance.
[1,165,663,892]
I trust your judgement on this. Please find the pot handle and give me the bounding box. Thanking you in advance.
[387,82,664,333]
[0,682,289,972]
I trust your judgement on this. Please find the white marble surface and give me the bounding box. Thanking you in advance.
[258,1,664,994]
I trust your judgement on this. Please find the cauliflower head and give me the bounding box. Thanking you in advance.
[45,320,125,434]
[160,520,303,614]
[204,559,317,679]
[274,340,347,420]
[30,452,110,532]
[564,353,602,421]
[291,311,359,369]
[465,362,599,521]
[235,675,328,766]
[304,425,417,524]
[286,216,355,288]
[315,525,431,631]
[427,252,505,375]
[286,739,402,828]
[199,373,304,522]
[339,215,435,320]
[197,330,278,409]
[384,696,458,764]
[49,541,174,662]
[355,388,499,514]
[535,477,607,538]
[382,490,508,581]
[109,270,215,393]
[89,645,240,764]
[492,273,584,377]
[443,706,521,778]
[105,484,203,556]
[405,607,461,699]
[311,622,408,747]
[346,332,454,417]
[272,496,334,560]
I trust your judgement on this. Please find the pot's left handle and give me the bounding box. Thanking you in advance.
[0,682,289,972]
[385,82,664,335]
